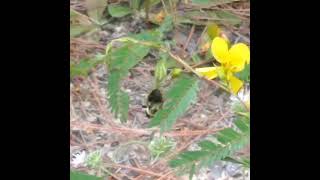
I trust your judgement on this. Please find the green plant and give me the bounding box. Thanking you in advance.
[149,74,199,132]
[85,0,108,23]
[83,150,118,178]
[108,3,133,18]
[70,54,106,78]
[70,8,97,37]
[71,2,250,178]
[107,0,161,19]
[149,136,176,158]
[85,150,103,169]
[105,16,173,122]
[70,171,102,180]
[169,115,249,179]
[102,17,250,178]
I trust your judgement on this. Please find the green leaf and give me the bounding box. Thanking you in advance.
[150,0,161,7]
[223,156,250,168]
[70,17,96,37]
[207,23,220,40]
[129,0,142,10]
[191,0,240,6]
[135,0,161,10]
[170,126,249,174]
[235,64,250,82]
[117,92,129,122]
[158,15,174,34]
[184,10,208,20]
[106,28,166,123]
[232,100,248,113]
[155,58,167,84]
[166,56,182,68]
[223,156,245,164]
[189,163,196,180]
[180,151,208,161]
[191,0,210,5]
[179,10,241,26]
[234,117,250,133]
[149,136,175,157]
[70,171,102,180]
[217,128,240,144]
[170,151,208,168]
[108,4,132,17]
[205,48,213,60]
[176,16,202,25]
[149,74,199,132]
[198,140,218,151]
[106,35,152,123]
[130,29,163,42]
[70,25,95,37]
[215,10,242,26]
[85,0,108,22]
[241,157,250,168]
[169,158,190,168]
[108,43,150,71]
[70,9,78,17]
[191,54,201,63]
[71,55,106,78]
[107,70,129,122]
[70,60,91,78]
[70,9,96,37]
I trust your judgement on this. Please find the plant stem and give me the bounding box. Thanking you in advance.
[105,37,250,112]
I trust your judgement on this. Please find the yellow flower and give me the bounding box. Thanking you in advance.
[196,37,250,94]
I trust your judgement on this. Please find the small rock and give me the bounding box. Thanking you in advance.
[200,114,206,119]
[209,161,224,179]
[225,162,243,177]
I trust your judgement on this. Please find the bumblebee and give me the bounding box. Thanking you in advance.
[142,89,164,118]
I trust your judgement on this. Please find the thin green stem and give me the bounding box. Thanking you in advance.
[104,37,249,112]
[235,111,250,118]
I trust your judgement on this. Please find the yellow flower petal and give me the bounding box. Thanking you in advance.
[228,74,243,94]
[211,37,229,64]
[229,61,245,73]
[195,67,219,80]
[228,43,250,72]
